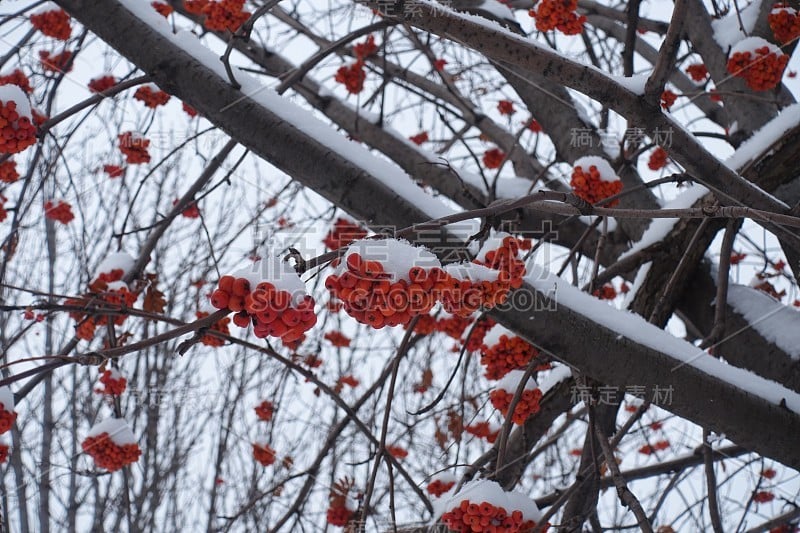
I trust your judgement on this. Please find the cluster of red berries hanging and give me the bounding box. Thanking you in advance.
[0,388,16,464]
[322,217,367,252]
[0,69,33,93]
[483,147,505,169]
[104,164,124,178]
[324,330,351,347]
[0,195,7,223]
[0,387,17,436]
[660,89,678,111]
[427,473,457,498]
[489,370,544,425]
[196,311,230,346]
[30,7,72,40]
[152,2,174,17]
[201,0,251,32]
[409,131,429,145]
[497,100,515,116]
[570,156,623,206]
[0,86,37,154]
[638,439,670,455]
[82,418,141,472]
[479,324,543,380]
[769,4,800,44]
[465,420,500,443]
[0,160,19,183]
[210,259,317,347]
[326,477,357,528]
[325,241,436,328]
[529,0,586,35]
[334,35,379,95]
[438,480,547,532]
[726,37,789,92]
[252,399,277,466]
[88,74,117,93]
[647,146,668,171]
[134,84,171,108]
[184,0,209,14]
[118,131,151,164]
[65,253,138,340]
[39,50,73,73]
[173,198,201,218]
[93,368,127,396]
[44,200,74,224]
[685,63,709,82]
[326,235,525,329]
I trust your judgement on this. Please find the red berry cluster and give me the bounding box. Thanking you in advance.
[483,148,505,169]
[152,2,174,17]
[647,146,668,170]
[30,9,72,40]
[327,506,354,527]
[409,131,429,145]
[67,271,138,340]
[754,491,775,503]
[210,274,317,346]
[326,254,433,328]
[442,500,541,532]
[322,218,367,251]
[173,198,201,218]
[39,50,73,73]
[353,35,378,60]
[0,159,19,183]
[44,200,74,224]
[490,387,543,424]
[769,5,800,44]
[134,85,170,109]
[82,433,141,472]
[410,314,437,335]
[196,311,230,347]
[593,283,617,300]
[386,445,408,459]
[660,90,678,111]
[324,330,351,347]
[497,100,515,116]
[184,0,209,14]
[202,0,251,32]
[434,59,447,72]
[685,63,709,82]
[182,102,198,117]
[465,421,500,443]
[118,132,151,164]
[0,404,17,434]
[254,400,274,421]
[480,334,540,380]
[0,97,36,154]
[0,195,7,223]
[427,478,456,497]
[466,317,496,351]
[529,0,585,35]
[252,442,276,466]
[437,314,472,340]
[527,119,543,133]
[103,164,124,178]
[335,62,367,94]
[727,44,789,91]
[94,369,127,396]
[0,444,8,464]
[570,163,623,206]
[88,75,117,93]
[0,70,32,93]
[638,439,670,455]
